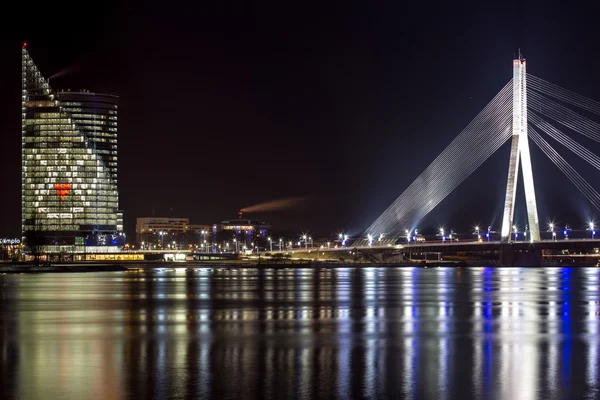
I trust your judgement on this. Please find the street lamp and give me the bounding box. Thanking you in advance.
[367,234,373,246]
[302,234,307,250]
[590,222,596,239]
[279,238,283,251]
[440,228,445,243]
[159,231,165,249]
[405,229,410,244]
[474,225,480,242]
[268,237,272,252]
[513,225,518,241]
[233,238,238,253]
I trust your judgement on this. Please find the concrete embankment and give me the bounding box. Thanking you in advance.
[1,260,467,273]
[0,264,128,273]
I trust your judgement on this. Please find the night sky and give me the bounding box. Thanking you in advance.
[2,2,600,239]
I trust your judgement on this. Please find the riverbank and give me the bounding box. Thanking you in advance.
[0,259,468,273]
[0,263,128,273]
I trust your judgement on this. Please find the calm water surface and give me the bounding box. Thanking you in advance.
[1,267,600,399]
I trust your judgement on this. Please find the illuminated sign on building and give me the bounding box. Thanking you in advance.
[55,183,71,201]
[0,238,21,245]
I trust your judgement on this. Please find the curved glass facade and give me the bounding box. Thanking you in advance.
[21,46,124,252]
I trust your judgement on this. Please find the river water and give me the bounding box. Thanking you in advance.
[1,267,599,399]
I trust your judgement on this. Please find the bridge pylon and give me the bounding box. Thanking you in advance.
[500,51,540,242]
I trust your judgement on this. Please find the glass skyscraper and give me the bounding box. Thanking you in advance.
[21,44,124,253]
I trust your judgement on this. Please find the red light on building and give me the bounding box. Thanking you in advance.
[55,183,71,201]
[23,42,27,47]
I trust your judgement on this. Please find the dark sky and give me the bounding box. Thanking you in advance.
[2,1,600,239]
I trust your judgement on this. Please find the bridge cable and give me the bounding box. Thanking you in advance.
[529,113,600,170]
[527,74,600,117]
[355,81,513,245]
[528,90,600,143]
[529,126,600,211]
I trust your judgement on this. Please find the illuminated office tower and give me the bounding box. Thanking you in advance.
[21,44,124,253]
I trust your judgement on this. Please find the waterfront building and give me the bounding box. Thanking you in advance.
[215,212,270,244]
[21,44,124,253]
[136,217,190,234]
[136,217,196,249]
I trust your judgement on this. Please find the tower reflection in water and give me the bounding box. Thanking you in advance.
[1,267,599,399]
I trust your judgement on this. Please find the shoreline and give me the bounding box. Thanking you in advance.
[1,259,597,273]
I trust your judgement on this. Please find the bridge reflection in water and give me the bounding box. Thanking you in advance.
[1,267,599,399]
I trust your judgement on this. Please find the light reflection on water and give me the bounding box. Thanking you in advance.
[1,267,600,399]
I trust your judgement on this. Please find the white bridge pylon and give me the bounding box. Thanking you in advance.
[501,52,540,242]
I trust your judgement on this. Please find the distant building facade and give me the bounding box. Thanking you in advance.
[136,217,190,234]
[135,217,207,249]
[21,45,124,253]
[215,213,270,244]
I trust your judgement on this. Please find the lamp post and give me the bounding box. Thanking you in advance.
[474,225,480,242]
[548,223,555,241]
[302,235,307,250]
[159,231,165,249]
[440,228,445,243]
[233,238,238,253]
[200,230,206,251]
[268,237,272,252]
[590,222,596,239]
[513,225,518,241]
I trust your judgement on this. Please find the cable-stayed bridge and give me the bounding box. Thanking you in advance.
[353,53,600,251]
